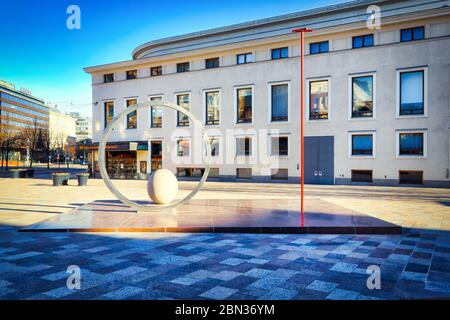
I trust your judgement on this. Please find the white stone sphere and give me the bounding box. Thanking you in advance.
[147,169,179,204]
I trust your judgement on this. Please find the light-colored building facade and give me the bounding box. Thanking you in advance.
[48,108,77,148]
[84,0,450,186]
[69,112,92,141]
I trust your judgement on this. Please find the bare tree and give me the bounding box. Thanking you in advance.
[40,127,55,169]
[21,117,41,169]
[0,114,20,169]
[54,132,66,168]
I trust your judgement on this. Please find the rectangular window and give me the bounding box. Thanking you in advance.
[399,171,423,184]
[208,168,220,178]
[126,70,137,80]
[236,137,251,156]
[271,168,288,180]
[205,91,220,125]
[351,134,373,156]
[126,99,137,129]
[176,94,190,127]
[399,132,423,156]
[271,47,288,60]
[352,75,373,118]
[237,53,252,64]
[150,66,162,77]
[271,84,288,122]
[104,73,114,83]
[309,80,329,120]
[150,96,162,128]
[351,170,373,183]
[271,137,288,156]
[177,62,190,73]
[209,138,219,157]
[104,101,114,128]
[140,161,147,174]
[310,41,329,54]
[400,70,424,115]
[237,168,252,179]
[401,26,425,42]
[177,139,190,157]
[236,87,252,123]
[352,34,374,48]
[205,57,219,69]
[177,168,205,178]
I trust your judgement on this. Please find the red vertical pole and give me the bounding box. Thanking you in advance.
[300,31,305,227]
[292,28,312,228]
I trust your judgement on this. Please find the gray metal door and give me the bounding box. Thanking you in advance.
[304,136,334,185]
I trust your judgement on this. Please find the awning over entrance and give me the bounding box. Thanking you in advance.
[81,141,148,151]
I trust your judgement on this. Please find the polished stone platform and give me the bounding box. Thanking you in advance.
[21,198,401,234]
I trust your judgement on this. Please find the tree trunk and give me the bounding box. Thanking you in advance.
[5,149,9,169]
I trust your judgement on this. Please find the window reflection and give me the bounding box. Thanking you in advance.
[309,80,328,120]
[352,76,373,118]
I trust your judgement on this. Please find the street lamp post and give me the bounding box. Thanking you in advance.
[292,27,312,227]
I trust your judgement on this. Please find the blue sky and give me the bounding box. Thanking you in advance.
[0,0,346,116]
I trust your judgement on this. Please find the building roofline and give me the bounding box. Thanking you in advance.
[0,83,46,105]
[131,0,384,59]
[84,0,450,73]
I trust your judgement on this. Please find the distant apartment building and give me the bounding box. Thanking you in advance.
[0,80,49,163]
[69,112,92,141]
[84,0,450,187]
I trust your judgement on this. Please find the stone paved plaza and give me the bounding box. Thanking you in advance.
[0,178,450,299]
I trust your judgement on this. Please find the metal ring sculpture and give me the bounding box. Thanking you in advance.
[98,101,211,212]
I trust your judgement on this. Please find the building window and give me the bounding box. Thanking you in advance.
[351,134,373,156]
[399,132,424,156]
[271,168,288,180]
[271,136,288,156]
[401,26,424,42]
[236,87,252,123]
[237,168,252,179]
[177,139,190,157]
[351,170,373,183]
[177,62,190,73]
[126,70,137,80]
[176,94,190,127]
[104,73,114,83]
[150,96,162,128]
[205,91,220,125]
[104,101,114,128]
[310,41,329,54]
[209,138,220,156]
[309,80,329,120]
[237,53,252,64]
[352,34,374,48]
[271,47,288,60]
[236,137,251,156]
[399,70,424,116]
[271,84,288,122]
[351,75,374,118]
[140,161,147,174]
[126,99,137,129]
[150,66,162,77]
[399,171,423,184]
[177,168,204,178]
[205,58,219,69]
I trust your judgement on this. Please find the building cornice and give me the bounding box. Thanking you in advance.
[131,0,384,59]
[83,0,450,74]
